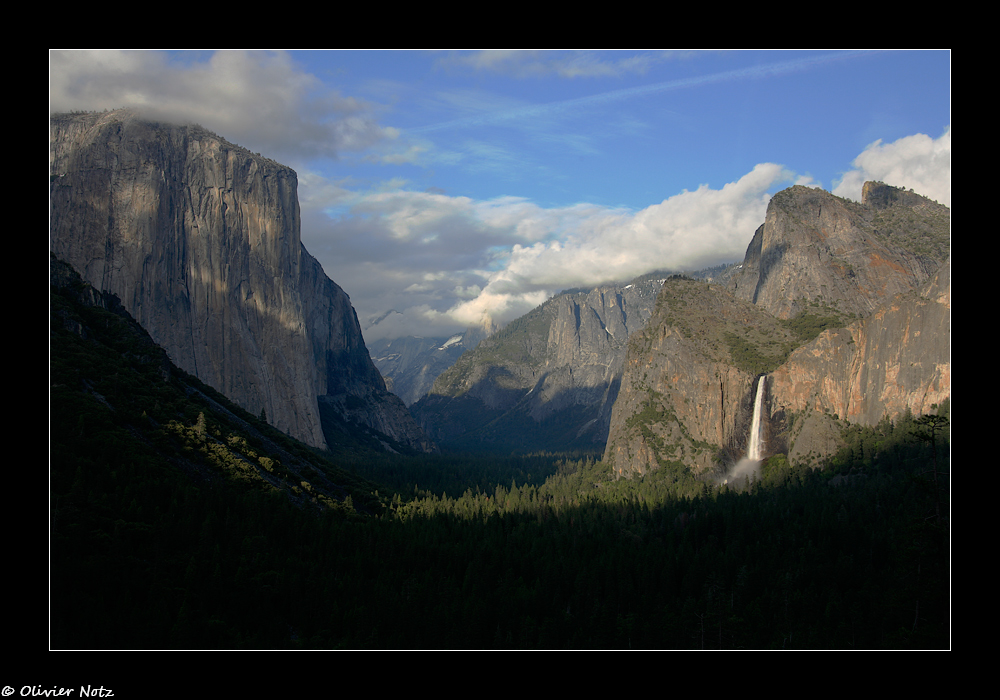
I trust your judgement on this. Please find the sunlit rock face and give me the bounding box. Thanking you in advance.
[601,278,781,478]
[769,258,950,427]
[50,110,433,452]
[725,184,948,320]
[605,183,949,478]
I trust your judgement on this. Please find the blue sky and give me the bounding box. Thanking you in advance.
[50,49,951,341]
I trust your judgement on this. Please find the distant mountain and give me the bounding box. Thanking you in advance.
[369,324,493,406]
[50,109,434,454]
[604,182,950,478]
[409,275,667,452]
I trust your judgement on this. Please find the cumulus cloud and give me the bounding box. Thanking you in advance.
[833,127,951,206]
[302,163,792,341]
[52,50,948,344]
[345,126,946,341]
[49,50,399,163]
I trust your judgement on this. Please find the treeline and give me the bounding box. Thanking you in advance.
[53,404,949,648]
[50,259,948,649]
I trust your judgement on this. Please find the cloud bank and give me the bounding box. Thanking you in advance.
[302,163,793,340]
[833,127,951,206]
[306,120,951,342]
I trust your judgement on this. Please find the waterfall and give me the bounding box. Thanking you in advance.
[747,375,766,461]
[720,374,769,486]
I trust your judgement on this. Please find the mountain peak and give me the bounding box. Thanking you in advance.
[725,183,949,320]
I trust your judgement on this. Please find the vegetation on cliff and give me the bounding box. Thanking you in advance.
[862,181,951,261]
[50,257,385,515]
[648,276,798,373]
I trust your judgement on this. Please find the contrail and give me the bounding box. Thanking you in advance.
[410,51,880,134]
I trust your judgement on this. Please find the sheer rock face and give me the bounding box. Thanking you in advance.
[410,278,663,451]
[50,110,431,452]
[769,258,950,427]
[603,328,755,478]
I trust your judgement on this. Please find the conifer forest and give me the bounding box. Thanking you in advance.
[50,264,950,649]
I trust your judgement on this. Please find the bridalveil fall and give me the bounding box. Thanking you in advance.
[722,375,767,486]
[747,374,766,462]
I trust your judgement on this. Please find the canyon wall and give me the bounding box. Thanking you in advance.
[726,185,947,320]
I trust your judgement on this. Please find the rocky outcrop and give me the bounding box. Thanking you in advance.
[410,276,665,451]
[50,110,432,452]
[726,185,948,320]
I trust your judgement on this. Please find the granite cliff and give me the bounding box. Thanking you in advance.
[604,183,949,478]
[726,183,948,319]
[410,274,666,451]
[770,257,950,464]
[50,110,433,453]
[602,277,797,477]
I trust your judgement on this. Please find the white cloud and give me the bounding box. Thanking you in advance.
[833,127,951,206]
[301,162,792,340]
[49,50,398,163]
[52,51,948,344]
[472,163,787,296]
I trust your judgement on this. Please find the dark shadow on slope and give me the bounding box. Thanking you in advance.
[414,381,621,455]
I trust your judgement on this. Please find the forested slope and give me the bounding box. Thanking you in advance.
[50,255,948,649]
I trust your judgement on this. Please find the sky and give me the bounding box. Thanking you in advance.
[50,49,951,342]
